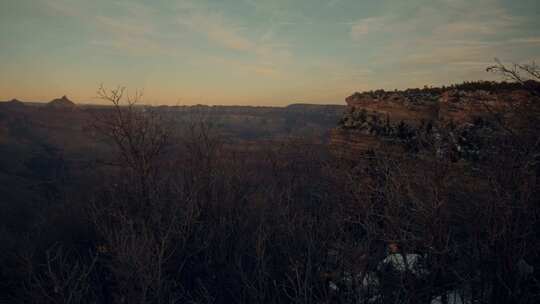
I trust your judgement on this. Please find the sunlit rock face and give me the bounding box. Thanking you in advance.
[331,84,532,160]
[345,92,438,125]
[329,129,383,159]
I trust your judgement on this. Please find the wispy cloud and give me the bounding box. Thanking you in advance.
[350,0,522,40]
[348,0,537,87]
[350,17,387,39]
[41,0,84,18]
[40,0,294,78]
[178,12,254,51]
[173,1,293,76]
[11,0,538,104]
[41,0,175,55]
[327,0,342,7]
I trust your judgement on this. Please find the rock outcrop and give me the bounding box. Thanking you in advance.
[331,83,533,159]
[1,99,25,109]
[47,95,76,109]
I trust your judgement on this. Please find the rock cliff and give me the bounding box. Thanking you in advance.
[331,82,533,159]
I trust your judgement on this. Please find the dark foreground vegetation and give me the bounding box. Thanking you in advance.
[1,62,540,303]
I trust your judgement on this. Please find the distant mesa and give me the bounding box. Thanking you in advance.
[1,98,25,108]
[286,103,322,109]
[47,95,76,109]
[7,98,24,105]
[286,103,345,110]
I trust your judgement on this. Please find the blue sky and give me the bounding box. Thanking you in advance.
[1,0,539,105]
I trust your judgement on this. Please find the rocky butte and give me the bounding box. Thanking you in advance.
[46,95,76,110]
[330,81,534,159]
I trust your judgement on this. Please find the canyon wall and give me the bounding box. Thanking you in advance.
[330,85,531,159]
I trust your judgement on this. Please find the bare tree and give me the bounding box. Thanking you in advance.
[92,85,172,207]
[22,244,98,304]
[88,86,204,304]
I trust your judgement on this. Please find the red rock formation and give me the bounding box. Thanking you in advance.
[331,86,532,159]
[329,129,382,159]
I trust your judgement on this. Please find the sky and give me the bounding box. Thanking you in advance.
[0,0,539,106]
